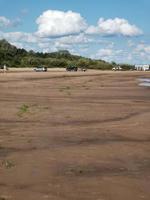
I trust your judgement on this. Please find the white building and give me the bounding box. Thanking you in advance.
[135,65,150,71]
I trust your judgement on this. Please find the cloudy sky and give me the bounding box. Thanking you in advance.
[0,0,149,64]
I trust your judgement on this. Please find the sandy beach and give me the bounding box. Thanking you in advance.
[0,69,150,200]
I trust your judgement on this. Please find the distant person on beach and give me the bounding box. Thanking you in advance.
[3,64,8,73]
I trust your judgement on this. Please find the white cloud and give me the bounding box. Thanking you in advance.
[134,43,150,61]
[54,42,71,50]
[0,31,53,45]
[136,44,150,54]
[0,16,21,28]
[0,16,11,28]
[11,18,22,27]
[96,48,113,57]
[36,33,93,53]
[36,10,87,37]
[127,40,135,47]
[94,43,150,64]
[0,31,35,43]
[86,18,142,36]
[93,47,124,62]
[56,33,93,45]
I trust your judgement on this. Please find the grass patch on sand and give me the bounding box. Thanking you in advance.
[59,86,72,95]
[1,160,15,169]
[17,104,29,117]
[17,104,49,117]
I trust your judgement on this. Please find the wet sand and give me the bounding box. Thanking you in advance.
[0,70,150,200]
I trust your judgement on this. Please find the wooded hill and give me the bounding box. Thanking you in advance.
[0,39,133,70]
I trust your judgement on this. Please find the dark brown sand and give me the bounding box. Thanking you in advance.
[0,70,150,200]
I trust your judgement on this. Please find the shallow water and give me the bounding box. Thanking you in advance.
[139,78,150,87]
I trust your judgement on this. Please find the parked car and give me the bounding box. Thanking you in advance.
[112,66,122,71]
[66,65,78,72]
[33,66,47,72]
[80,67,87,72]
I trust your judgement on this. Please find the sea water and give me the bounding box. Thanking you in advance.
[139,78,150,87]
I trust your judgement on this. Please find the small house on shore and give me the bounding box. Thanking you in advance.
[135,65,150,71]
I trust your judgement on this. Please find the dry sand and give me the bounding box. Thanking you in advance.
[0,69,150,200]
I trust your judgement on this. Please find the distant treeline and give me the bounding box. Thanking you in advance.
[0,39,134,70]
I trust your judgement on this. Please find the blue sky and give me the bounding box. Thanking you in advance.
[0,0,149,64]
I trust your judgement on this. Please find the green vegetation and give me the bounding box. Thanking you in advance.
[17,104,50,117]
[18,104,29,116]
[0,39,134,70]
[120,64,135,70]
